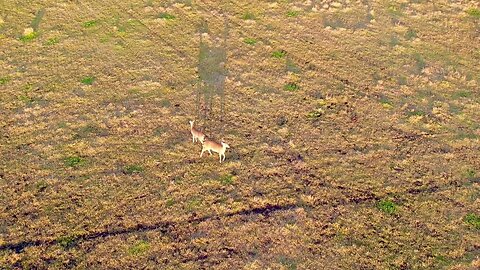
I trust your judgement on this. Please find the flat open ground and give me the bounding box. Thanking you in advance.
[1,0,479,269]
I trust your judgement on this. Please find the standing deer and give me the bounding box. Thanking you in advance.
[200,139,230,163]
[189,120,205,144]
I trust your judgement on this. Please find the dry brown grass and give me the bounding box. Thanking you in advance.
[1,0,479,269]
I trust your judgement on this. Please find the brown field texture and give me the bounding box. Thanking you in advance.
[1,0,479,269]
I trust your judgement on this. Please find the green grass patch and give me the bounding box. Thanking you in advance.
[466,8,480,18]
[219,174,235,185]
[57,235,78,249]
[244,38,257,45]
[284,83,299,92]
[377,199,397,214]
[272,50,287,58]
[0,77,10,85]
[123,164,144,174]
[287,11,299,17]
[464,213,480,229]
[128,240,150,255]
[158,12,175,20]
[81,76,95,85]
[20,31,38,42]
[64,156,85,167]
[83,20,97,28]
[45,37,59,45]
[242,12,256,20]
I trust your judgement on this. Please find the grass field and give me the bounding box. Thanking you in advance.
[1,0,479,269]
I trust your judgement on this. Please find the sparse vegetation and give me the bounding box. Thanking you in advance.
[241,12,256,20]
[83,20,97,28]
[81,76,95,85]
[2,1,479,269]
[287,11,299,17]
[377,200,397,214]
[45,37,59,45]
[20,31,38,42]
[464,213,480,229]
[243,37,257,45]
[465,169,476,179]
[405,28,417,40]
[380,97,393,108]
[158,13,175,20]
[272,50,287,58]
[64,156,85,167]
[279,256,297,270]
[0,77,10,85]
[57,235,78,249]
[284,82,299,91]
[465,8,480,18]
[123,164,144,174]
[35,181,48,192]
[307,108,323,119]
[219,174,235,185]
[128,240,150,255]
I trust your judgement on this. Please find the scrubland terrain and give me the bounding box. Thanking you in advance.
[0,0,479,269]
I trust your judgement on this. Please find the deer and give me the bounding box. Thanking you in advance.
[189,120,205,144]
[200,139,230,163]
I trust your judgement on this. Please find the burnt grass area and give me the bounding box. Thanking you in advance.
[1,1,479,269]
